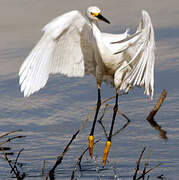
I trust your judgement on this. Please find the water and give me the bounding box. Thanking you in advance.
[0,0,179,179]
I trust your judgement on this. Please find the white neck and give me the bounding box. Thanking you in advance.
[91,20,101,41]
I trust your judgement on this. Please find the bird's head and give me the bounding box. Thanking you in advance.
[87,6,110,24]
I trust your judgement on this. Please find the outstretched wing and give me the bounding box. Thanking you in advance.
[19,10,95,97]
[114,10,155,98]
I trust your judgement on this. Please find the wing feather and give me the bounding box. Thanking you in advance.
[115,10,155,98]
[19,10,95,97]
[51,25,84,77]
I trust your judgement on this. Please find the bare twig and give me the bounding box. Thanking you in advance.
[1,147,25,180]
[10,148,24,174]
[132,147,162,180]
[42,160,46,180]
[147,90,167,121]
[3,151,19,178]
[142,149,151,180]
[0,130,22,139]
[146,90,168,139]
[15,148,24,165]
[0,130,25,180]
[4,152,14,156]
[48,109,94,176]
[133,147,146,180]
[0,147,11,151]
[0,136,26,147]
[136,163,162,180]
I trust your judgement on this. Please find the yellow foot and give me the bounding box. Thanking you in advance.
[103,140,111,167]
[88,135,94,158]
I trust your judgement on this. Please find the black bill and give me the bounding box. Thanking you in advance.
[97,14,110,24]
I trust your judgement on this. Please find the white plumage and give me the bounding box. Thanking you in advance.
[19,7,155,98]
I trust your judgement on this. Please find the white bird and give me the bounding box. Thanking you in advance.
[18,6,155,167]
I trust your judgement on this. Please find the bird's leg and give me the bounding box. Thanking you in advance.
[88,84,101,158]
[103,89,119,167]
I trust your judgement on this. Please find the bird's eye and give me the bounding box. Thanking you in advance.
[91,12,99,17]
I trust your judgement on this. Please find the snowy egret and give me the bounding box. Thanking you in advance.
[19,6,155,167]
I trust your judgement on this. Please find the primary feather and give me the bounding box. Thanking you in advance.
[113,10,155,98]
[19,10,95,97]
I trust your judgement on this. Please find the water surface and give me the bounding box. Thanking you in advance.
[0,0,179,179]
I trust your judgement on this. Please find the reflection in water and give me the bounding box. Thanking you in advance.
[146,90,168,139]
[147,117,167,140]
[0,0,179,179]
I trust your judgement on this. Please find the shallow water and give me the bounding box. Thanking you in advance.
[0,0,179,179]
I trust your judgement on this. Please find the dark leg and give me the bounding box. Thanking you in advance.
[88,86,101,157]
[108,91,118,141]
[103,90,119,167]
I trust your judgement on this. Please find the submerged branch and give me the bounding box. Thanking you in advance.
[133,147,146,180]
[146,90,168,139]
[147,90,167,121]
